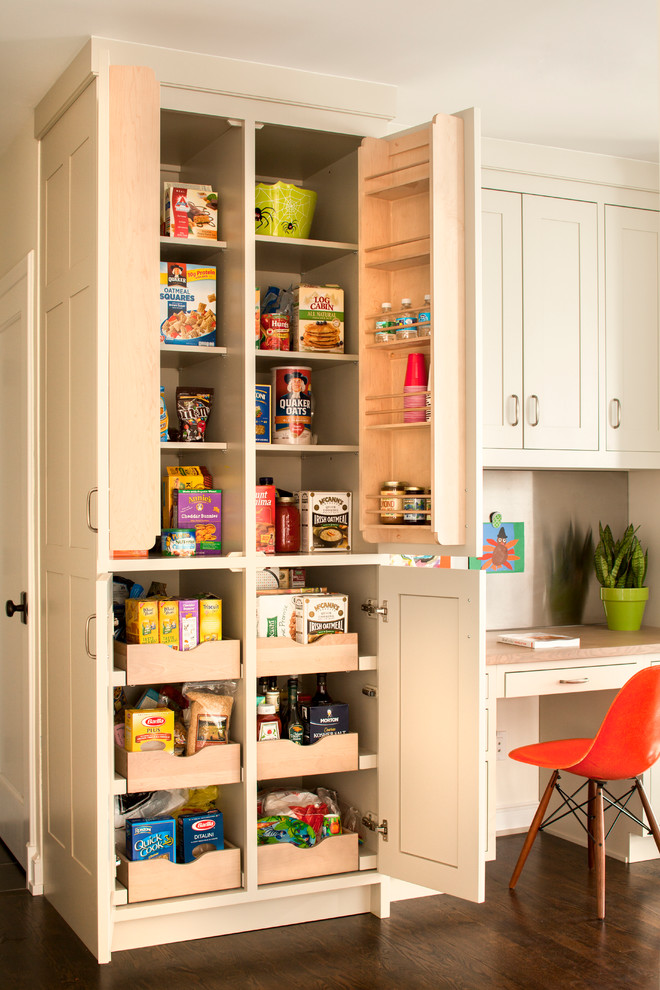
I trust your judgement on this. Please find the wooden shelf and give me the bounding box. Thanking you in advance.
[256,633,358,676]
[108,554,247,571]
[160,344,226,369]
[115,742,241,792]
[363,162,430,200]
[365,421,430,431]
[114,639,241,685]
[365,337,431,352]
[364,251,430,272]
[363,525,434,544]
[116,845,241,903]
[255,351,358,371]
[161,442,228,451]
[257,733,358,780]
[255,234,358,271]
[256,444,359,454]
[257,832,358,885]
[160,235,227,258]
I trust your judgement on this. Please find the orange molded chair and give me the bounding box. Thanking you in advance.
[508,666,660,918]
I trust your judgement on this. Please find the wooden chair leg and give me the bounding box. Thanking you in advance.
[634,777,660,855]
[593,782,606,919]
[510,769,559,890]
[588,779,596,870]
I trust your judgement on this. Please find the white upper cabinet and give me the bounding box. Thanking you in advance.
[605,205,660,453]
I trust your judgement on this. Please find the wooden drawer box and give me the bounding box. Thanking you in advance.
[503,661,638,699]
[257,733,358,780]
[256,634,358,677]
[116,845,241,903]
[257,832,358,885]
[114,639,241,685]
[115,743,241,792]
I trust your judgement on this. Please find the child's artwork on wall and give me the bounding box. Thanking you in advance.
[469,522,525,573]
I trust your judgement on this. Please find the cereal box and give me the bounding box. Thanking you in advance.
[124,708,175,752]
[163,184,218,241]
[255,385,271,444]
[125,599,159,645]
[126,818,176,862]
[162,465,213,529]
[292,284,344,352]
[299,491,351,552]
[177,599,199,651]
[160,263,216,346]
[295,594,348,644]
[256,485,275,554]
[158,599,180,647]
[177,810,224,863]
[172,489,222,556]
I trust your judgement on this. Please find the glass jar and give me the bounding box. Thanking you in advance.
[403,486,428,524]
[380,481,406,525]
[275,496,300,553]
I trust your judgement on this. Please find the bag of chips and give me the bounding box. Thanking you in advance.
[176,387,214,442]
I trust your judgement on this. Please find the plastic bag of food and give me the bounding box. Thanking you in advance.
[176,386,214,442]
[257,816,316,847]
[183,681,236,754]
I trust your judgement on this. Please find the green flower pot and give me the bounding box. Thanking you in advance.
[600,587,649,631]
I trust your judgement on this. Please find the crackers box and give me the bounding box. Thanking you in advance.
[255,385,271,444]
[124,708,175,753]
[126,818,176,862]
[162,465,213,529]
[256,485,275,554]
[125,599,159,645]
[172,489,222,556]
[295,594,348,644]
[177,599,199,651]
[160,263,216,346]
[158,599,179,647]
[163,184,218,241]
[177,810,224,863]
[293,284,344,353]
[299,491,351,552]
[199,596,222,642]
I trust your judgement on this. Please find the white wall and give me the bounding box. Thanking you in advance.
[0,119,38,279]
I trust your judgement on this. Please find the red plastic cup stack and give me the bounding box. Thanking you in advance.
[403,353,428,424]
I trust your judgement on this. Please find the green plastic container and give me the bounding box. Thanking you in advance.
[600,586,649,631]
[255,182,317,239]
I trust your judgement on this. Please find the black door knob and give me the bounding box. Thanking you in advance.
[5,592,28,624]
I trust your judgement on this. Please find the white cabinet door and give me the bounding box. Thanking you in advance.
[605,205,660,453]
[377,565,486,901]
[482,189,523,449]
[522,195,599,450]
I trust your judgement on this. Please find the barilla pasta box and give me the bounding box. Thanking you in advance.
[160,263,217,346]
[295,594,348,644]
[177,810,224,863]
[255,385,271,444]
[177,599,199,651]
[158,599,180,648]
[124,708,175,752]
[125,599,159,645]
[126,817,176,862]
[299,491,351,552]
[293,284,344,353]
[162,465,213,529]
[256,485,275,554]
[199,596,222,642]
[173,489,222,556]
[163,184,218,241]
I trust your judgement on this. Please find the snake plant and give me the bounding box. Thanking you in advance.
[594,523,648,589]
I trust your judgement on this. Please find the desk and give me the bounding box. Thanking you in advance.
[484,625,660,862]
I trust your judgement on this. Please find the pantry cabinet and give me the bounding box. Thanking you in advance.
[37,41,485,963]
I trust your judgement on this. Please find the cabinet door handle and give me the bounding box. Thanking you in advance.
[85,614,96,660]
[86,488,98,533]
[611,398,621,430]
[509,394,520,427]
[559,677,589,684]
[528,394,540,427]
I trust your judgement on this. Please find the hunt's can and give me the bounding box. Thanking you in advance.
[271,365,313,444]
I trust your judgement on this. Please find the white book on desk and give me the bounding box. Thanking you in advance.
[497,631,581,649]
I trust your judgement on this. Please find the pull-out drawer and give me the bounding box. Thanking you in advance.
[503,661,638,699]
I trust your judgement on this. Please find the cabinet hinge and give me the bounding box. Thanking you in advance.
[361,599,388,622]
[362,814,388,841]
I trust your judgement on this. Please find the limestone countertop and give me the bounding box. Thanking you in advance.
[486,625,660,666]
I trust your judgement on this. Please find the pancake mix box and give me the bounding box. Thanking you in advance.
[292,284,344,352]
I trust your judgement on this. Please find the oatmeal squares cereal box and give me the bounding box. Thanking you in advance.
[295,594,348,644]
[292,284,344,353]
[177,599,199,651]
[160,263,217,347]
[172,489,222,556]
[124,708,175,753]
[125,599,159,645]
[162,465,213,529]
[163,184,218,241]
[256,485,275,554]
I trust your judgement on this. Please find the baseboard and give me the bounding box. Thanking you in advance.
[496,803,536,836]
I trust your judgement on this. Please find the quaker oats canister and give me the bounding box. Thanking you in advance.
[271,365,312,444]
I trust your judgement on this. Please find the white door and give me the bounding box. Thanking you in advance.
[482,189,523,449]
[604,205,660,452]
[522,195,599,450]
[377,565,486,900]
[0,255,37,875]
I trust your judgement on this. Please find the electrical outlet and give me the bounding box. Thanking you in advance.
[496,730,507,761]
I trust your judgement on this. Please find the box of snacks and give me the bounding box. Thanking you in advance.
[160,262,216,346]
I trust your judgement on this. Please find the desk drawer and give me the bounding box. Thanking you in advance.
[503,662,638,698]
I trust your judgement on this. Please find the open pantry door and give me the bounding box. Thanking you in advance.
[376,564,486,901]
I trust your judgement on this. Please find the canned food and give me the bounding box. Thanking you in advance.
[396,327,418,341]
[162,529,196,557]
[403,487,428,525]
[380,481,406,525]
[260,313,290,350]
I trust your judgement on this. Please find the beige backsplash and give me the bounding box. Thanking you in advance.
[483,470,629,630]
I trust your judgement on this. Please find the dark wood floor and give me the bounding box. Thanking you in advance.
[1,833,659,989]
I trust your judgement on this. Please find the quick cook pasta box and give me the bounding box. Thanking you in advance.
[126,818,176,862]
[160,262,217,346]
[172,489,222,556]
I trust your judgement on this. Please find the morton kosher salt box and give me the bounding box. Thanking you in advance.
[300,701,349,744]
[299,491,351,552]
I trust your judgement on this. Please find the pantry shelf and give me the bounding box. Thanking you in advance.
[159,235,228,260]
[255,351,358,371]
[255,234,358,271]
[365,337,430,352]
[160,344,227,369]
[161,442,228,451]
[365,422,430,431]
[257,732,359,780]
[256,634,358,677]
[115,639,241,685]
[116,844,241,903]
[116,741,242,792]
[364,251,430,273]
[257,832,359,886]
[108,555,247,572]
[364,163,430,200]
[256,444,359,454]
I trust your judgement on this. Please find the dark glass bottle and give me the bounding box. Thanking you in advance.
[312,673,333,706]
[284,677,304,744]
